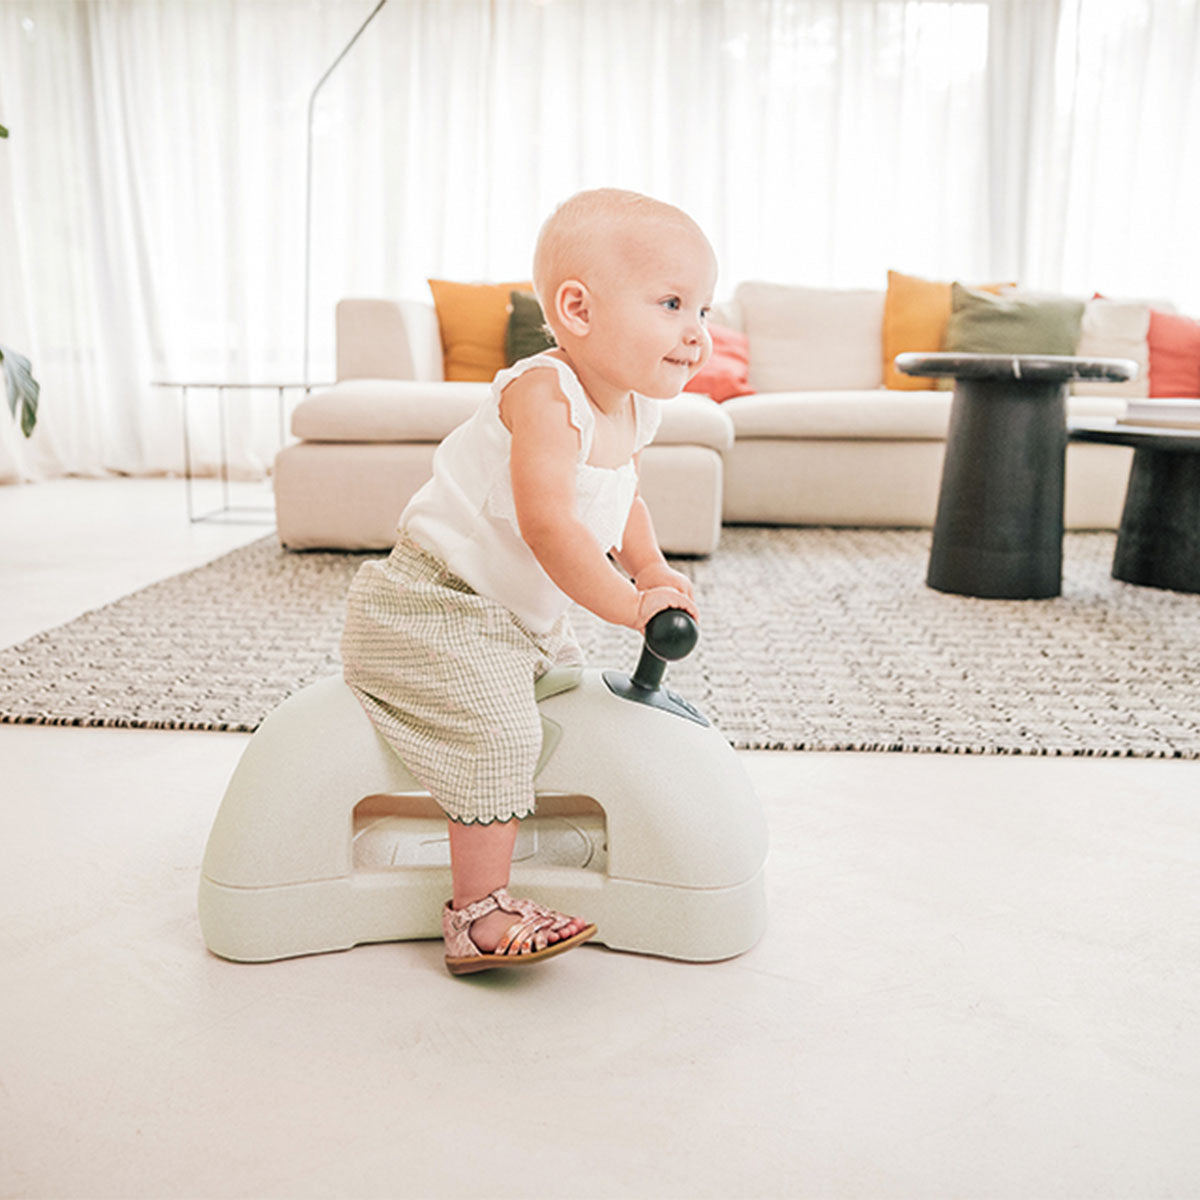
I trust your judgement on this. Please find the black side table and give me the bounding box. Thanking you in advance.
[1068,418,1200,593]
[896,353,1136,599]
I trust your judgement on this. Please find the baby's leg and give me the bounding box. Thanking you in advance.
[448,818,518,909]
[447,818,590,953]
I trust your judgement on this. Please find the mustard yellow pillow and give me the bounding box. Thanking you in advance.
[427,279,532,381]
[883,271,1013,390]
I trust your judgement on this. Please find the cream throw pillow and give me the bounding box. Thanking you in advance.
[1072,297,1150,397]
[736,282,886,392]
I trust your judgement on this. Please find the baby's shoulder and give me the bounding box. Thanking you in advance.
[498,362,568,414]
[498,356,586,428]
[500,360,565,396]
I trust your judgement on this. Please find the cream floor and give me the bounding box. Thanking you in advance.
[1,478,1198,1200]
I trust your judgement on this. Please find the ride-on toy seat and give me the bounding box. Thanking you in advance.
[199,611,768,963]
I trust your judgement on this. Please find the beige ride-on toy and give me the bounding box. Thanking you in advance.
[198,610,768,963]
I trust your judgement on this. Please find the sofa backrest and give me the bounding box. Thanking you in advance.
[336,299,444,383]
[735,282,886,392]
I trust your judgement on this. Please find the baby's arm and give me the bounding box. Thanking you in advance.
[611,461,696,605]
[502,371,696,630]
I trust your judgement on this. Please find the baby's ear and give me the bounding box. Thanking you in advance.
[555,280,591,337]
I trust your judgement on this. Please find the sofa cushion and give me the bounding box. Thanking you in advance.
[736,282,886,392]
[723,390,951,440]
[944,284,1086,356]
[882,271,1013,390]
[655,393,734,452]
[427,278,532,382]
[722,389,1126,441]
[291,380,733,452]
[1072,297,1150,398]
[684,323,752,402]
[292,380,488,442]
[708,297,743,332]
[883,270,955,391]
[1147,309,1200,398]
[505,290,556,365]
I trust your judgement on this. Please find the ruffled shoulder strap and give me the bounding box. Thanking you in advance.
[632,393,662,453]
[492,353,594,461]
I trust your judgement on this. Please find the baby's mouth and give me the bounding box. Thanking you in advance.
[664,356,696,368]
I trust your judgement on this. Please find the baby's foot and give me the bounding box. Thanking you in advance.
[467,906,589,953]
[465,906,523,953]
[443,888,596,974]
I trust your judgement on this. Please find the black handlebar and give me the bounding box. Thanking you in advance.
[632,608,698,691]
[601,607,707,726]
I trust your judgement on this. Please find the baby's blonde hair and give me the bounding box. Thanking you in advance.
[532,188,702,329]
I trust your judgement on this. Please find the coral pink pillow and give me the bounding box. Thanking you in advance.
[685,323,753,402]
[1148,309,1200,397]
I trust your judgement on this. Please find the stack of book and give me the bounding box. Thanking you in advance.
[1118,399,1200,430]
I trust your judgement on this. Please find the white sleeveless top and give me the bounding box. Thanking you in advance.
[401,353,662,633]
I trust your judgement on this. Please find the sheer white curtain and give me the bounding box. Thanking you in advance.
[1,0,1198,484]
[304,0,995,339]
[1027,0,1200,300]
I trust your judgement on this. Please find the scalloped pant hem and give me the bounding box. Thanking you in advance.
[443,806,537,827]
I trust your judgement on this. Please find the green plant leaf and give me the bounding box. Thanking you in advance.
[0,124,9,138]
[0,344,40,437]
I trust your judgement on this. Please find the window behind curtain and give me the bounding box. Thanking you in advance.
[1,0,1196,481]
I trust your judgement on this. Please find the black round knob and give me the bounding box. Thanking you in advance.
[644,608,698,662]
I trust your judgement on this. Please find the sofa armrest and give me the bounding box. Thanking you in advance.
[291,379,488,442]
[336,298,444,383]
[655,394,735,453]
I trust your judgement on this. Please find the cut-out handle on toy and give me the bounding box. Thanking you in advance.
[632,609,699,691]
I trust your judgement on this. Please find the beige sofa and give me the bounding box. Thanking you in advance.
[274,286,1135,555]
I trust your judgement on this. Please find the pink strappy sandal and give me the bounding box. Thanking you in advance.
[442,888,597,975]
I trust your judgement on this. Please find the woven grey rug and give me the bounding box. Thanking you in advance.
[2,528,1199,756]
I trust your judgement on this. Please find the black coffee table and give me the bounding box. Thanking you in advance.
[896,352,1137,599]
[1068,417,1200,593]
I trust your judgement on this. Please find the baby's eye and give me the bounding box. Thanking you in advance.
[661,297,681,311]
[700,307,711,322]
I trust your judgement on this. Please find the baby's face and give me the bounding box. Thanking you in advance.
[578,220,718,400]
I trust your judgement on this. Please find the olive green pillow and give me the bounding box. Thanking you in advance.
[944,283,1085,356]
[505,290,556,366]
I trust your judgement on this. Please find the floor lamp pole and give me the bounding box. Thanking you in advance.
[303,0,391,387]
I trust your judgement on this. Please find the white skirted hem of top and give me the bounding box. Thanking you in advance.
[340,534,583,826]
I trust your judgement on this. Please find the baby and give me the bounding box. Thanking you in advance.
[341,188,716,974]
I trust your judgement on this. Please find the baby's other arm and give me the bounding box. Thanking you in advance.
[612,461,697,607]
[501,371,694,630]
